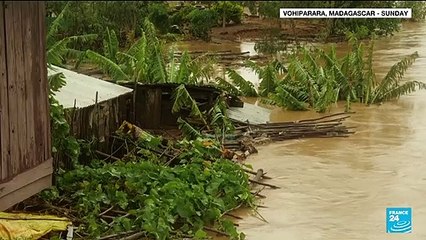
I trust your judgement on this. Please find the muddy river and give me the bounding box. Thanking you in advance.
[181,22,426,239]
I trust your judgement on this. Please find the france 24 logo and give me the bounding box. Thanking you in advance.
[386,207,412,233]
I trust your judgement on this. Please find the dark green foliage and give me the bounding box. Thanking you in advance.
[187,9,218,41]
[267,34,426,111]
[216,59,287,99]
[172,84,208,126]
[258,1,281,19]
[86,20,169,83]
[246,59,287,97]
[171,5,195,24]
[398,1,426,22]
[87,21,215,84]
[47,2,97,67]
[42,138,253,239]
[48,68,80,167]
[242,1,258,15]
[256,1,411,39]
[148,3,171,34]
[225,69,258,97]
[172,84,234,139]
[46,1,170,50]
[212,1,244,26]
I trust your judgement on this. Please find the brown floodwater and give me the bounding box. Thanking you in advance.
[237,22,426,239]
[179,22,426,239]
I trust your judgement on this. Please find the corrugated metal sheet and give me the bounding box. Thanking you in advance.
[228,103,272,124]
[48,66,133,109]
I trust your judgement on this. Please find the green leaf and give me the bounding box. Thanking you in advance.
[194,229,208,239]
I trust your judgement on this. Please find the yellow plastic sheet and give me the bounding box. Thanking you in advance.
[0,212,71,240]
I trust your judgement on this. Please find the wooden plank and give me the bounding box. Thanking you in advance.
[0,158,52,210]
[0,2,2,183]
[0,174,51,211]
[0,1,10,181]
[31,1,44,167]
[0,158,52,198]
[22,2,36,170]
[38,1,51,163]
[4,1,21,177]
[12,2,28,173]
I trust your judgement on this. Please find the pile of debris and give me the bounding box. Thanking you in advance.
[174,50,268,65]
[222,112,355,158]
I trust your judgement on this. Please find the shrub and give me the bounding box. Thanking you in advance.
[187,9,218,41]
[398,1,426,22]
[148,3,171,34]
[212,1,244,26]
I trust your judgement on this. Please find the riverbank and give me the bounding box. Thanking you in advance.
[209,17,329,42]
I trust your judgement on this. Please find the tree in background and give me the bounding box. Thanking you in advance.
[148,3,171,34]
[186,9,218,41]
[255,1,423,39]
[398,1,426,22]
[211,1,244,28]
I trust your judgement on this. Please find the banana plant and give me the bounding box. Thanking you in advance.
[47,2,97,67]
[86,19,167,84]
[369,51,426,104]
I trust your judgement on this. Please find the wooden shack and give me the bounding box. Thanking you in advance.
[49,66,133,163]
[125,83,222,129]
[0,1,52,211]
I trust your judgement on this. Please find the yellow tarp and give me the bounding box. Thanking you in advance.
[0,212,71,240]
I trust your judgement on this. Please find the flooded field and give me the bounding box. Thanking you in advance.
[180,21,426,239]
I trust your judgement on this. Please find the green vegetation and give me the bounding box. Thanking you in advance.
[231,34,426,112]
[45,5,250,239]
[42,137,253,239]
[86,20,169,83]
[255,1,426,39]
[48,68,80,169]
[47,2,97,67]
[212,1,244,27]
[399,1,426,22]
[84,18,216,84]
[46,1,245,44]
[186,9,218,41]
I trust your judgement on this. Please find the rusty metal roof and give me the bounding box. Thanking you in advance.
[48,66,133,109]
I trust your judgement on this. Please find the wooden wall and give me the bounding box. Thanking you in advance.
[130,84,221,129]
[0,1,52,210]
[57,93,132,168]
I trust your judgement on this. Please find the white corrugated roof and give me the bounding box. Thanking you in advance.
[48,66,133,109]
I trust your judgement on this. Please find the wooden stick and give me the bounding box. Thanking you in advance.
[298,112,355,123]
[203,227,230,237]
[99,231,138,240]
[248,179,280,189]
[251,191,266,198]
[250,169,264,187]
[96,150,121,162]
[121,232,145,240]
[243,169,272,179]
[98,206,114,217]
[225,213,243,220]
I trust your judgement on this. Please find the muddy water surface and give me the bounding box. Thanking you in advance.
[237,22,426,240]
[179,22,426,239]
